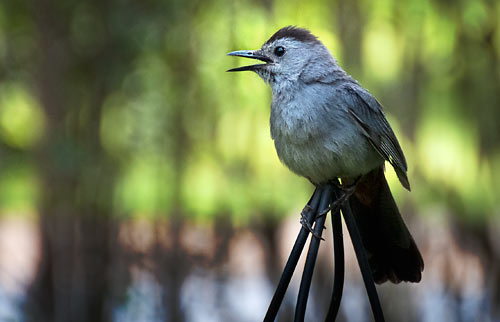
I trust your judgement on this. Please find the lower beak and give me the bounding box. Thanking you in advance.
[226,50,273,72]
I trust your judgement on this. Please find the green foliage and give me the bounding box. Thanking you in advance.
[0,0,499,224]
[0,83,46,149]
[0,159,40,214]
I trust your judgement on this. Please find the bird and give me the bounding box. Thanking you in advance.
[227,26,423,284]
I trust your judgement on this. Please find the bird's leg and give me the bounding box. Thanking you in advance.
[329,182,356,213]
[300,203,325,241]
[299,187,331,240]
[316,177,360,219]
[299,204,313,231]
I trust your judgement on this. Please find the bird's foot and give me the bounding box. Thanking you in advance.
[300,204,325,241]
[333,181,357,209]
[317,179,359,218]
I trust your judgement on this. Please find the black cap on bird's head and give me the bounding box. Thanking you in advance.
[263,26,318,45]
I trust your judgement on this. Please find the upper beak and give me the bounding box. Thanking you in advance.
[226,50,273,72]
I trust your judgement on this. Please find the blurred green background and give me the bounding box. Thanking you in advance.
[0,0,499,321]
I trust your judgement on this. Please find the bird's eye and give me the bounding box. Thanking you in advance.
[274,46,286,57]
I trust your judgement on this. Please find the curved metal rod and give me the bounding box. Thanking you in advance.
[294,185,333,322]
[341,201,385,322]
[264,184,386,322]
[325,191,344,321]
[263,188,323,322]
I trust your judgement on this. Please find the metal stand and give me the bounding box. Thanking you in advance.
[263,183,385,322]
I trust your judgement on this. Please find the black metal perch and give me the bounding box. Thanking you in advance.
[263,183,385,322]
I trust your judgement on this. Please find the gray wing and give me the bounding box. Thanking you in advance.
[342,84,411,190]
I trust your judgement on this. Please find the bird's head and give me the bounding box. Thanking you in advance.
[227,26,336,86]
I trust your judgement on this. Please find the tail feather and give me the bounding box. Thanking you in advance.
[347,167,424,284]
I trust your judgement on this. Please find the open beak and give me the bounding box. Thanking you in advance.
[226,50,273,72]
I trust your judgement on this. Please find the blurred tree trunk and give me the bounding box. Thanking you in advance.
[24,1,117,321]
[450,1,500,316]
[156,10,194,322]
[335,0,364,77]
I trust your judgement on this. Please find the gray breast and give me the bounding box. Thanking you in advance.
[270,83,383,184]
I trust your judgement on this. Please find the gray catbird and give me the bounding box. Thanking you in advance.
[227,26,423,284]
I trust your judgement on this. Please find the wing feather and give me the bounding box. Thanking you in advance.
[343,85,411,190]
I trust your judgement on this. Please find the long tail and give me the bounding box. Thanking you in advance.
[347,167,424,284]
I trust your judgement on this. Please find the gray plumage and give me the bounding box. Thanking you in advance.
[256,28,408,188]
[228,26,423,283]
